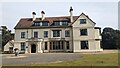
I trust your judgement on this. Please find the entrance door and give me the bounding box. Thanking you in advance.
[31,44,36,53]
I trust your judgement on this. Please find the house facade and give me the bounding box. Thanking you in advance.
[14,7,103,53]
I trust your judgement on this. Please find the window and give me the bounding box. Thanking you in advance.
[44,42,47,50]
[80,19,86,24]
[53,30,60,37]
[66,41,69,49]
[34,31,38,38]
[53,41,60,50]
[53,21,60,26]
[80,29,87,36]
[65,30,70,37]
[21,32,25,38]
[62,21,68,25]
[44,31,48,38]
[21,42,25,51]
[42,22,48,26]
[81,41,89,49]
[34,22,40,26]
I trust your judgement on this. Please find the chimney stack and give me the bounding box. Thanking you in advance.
[32,12,36,21]
[41,11,45,20]
[69,6,73,23]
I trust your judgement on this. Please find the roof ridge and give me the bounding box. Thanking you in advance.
[21,16,79,19]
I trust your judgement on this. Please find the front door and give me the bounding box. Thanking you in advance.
[31,44,36,53]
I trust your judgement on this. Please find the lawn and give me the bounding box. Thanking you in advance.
[31,53,118,66]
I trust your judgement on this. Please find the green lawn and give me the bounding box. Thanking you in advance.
[31,53,118,66]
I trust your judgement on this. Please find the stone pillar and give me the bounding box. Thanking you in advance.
[29,44,31,53]
[38,42,41,53]
[51,42,53,50]
[25,42,28,53]
[48,42,50,52]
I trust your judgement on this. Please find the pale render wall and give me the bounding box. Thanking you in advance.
[15,27,73,52]
[15,28,72,41]
[4,43,10,51]
[72,14,102,52]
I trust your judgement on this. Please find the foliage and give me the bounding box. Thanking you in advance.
[101,27,120,49]
[1,26,13,50]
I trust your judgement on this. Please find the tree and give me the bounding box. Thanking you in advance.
[1,26,13,51]
[101,27,120,49]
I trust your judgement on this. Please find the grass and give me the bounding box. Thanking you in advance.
[30,53,118,66]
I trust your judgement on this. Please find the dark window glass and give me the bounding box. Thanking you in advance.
[42,22,48,26]
[45,42,47,50]
[34,31,38,38]
[81,41,89,49]
[65,30,70,37]
[53,30,60,37]
[53,41,61,50]
[21,42,25,51]
[80,29,87,36]
[44,31,48,37]
[34,22,40,26]
[21,32,25,38]
[53,22,60,26]
[66,41,69,49]
[80,19,86,24]
[62,21,68,25]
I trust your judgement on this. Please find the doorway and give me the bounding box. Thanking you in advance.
[31,44,36,53]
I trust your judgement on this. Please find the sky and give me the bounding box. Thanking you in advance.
[1,2,118,33]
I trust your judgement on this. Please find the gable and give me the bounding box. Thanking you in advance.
[72,13,96,28]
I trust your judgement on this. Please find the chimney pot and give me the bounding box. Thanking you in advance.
[69,6,73,12]
[41,11,45,20]
[32,12,36,21]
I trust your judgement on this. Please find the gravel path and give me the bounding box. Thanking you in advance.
[2,53,82,65]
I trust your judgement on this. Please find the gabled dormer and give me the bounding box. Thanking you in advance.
[72,13,96,28]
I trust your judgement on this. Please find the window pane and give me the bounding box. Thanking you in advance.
[80,29,87,36]
[53,30,60,37]
[62,21,68,25]
[34,32,38,38]
[44,31,48,37]
[66,41,69,49]
[80,19,86,24]
[65,30,70,37]
[21,32,25,38]
[44,42,47,50]
[81,41,89,49]
[21,42,25,51]
[42,22,48,26]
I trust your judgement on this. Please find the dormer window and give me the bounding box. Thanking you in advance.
[80,19,86,24]
[52,20,69,26]
[34,22,40,26]
[42,22,49,26]
[62,21,68,25]
[53,21,60,26]
[34,21,49,26]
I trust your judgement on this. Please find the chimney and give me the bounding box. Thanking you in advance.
[41,11,45,20]
[69,6,73,23]
[32,12,36,21]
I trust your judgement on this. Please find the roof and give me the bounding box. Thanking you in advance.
[14,16,79,29]
[14,13,95,29]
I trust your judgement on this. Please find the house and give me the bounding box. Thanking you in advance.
[4,40,14,53]
[3,33,14,53]
[13,7,103,53]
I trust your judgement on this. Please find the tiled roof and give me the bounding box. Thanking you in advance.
[14,13,96,29]
[14,16,79,29]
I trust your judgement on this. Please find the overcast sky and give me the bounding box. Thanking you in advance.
[1,2,118,33]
